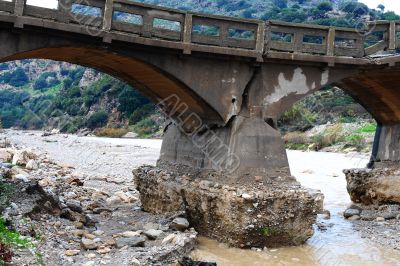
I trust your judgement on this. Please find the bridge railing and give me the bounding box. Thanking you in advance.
[266,21,365,58]
[0,0,264,52]
[364,21,400,56]
[0,0,399,61]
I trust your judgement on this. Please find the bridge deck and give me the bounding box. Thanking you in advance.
[0,0,399,66]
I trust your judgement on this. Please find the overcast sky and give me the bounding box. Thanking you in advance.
[358,0,400,12]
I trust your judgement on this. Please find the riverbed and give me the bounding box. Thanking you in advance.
[5,130,400,265]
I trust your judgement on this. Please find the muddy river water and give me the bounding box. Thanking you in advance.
[192,151,400,266]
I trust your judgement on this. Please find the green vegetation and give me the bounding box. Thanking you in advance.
[355,122,377,133]
[0,218,43,265]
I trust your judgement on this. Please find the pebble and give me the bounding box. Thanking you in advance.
[65,249,80,256]
[81,238,99,250]
[144,229,163,240]
[170,218,189,231]
[116,236,146,248]
[344,208,361,218]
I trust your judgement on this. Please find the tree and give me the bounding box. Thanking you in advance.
[273,0,287,9]
[8,68,29,87]
[317,2,333,12]
[86,111,108,129]
[377,4,385,12]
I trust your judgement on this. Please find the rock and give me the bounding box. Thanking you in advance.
[162,234,176,245]
[348,215,361,221]
[344,208,361,218]
[51,128,60,134]
[383,212,398,220]
[106,196,123,206]
[122,231,141,238]
[14,174,29,183]
[122,132,138,139]
[65,249,80,256]
[345,166,400,205]
[241,193,252,200]
[116,236,146,248]
[81,238,99,250]
[74,222,84,229]
[83,232,96,240]
[114,191,137,203]
[25,160,39,170]
[97,246,111,254]
[66,200,83,213]
[143,229,163,240]
[360,210,376,221]
[12,150,36,166]
[170,218,189,231]
[179,257,217,266]
[131,258,141,266]
[376,217,385,222]
[93,230,104,236]
[61,208,85,223]
[0,149,12,162]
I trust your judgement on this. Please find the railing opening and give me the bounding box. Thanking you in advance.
[26,0,58,9]
[365,31,384,46]
[113,11,143,25]
[153,18,181,32]
[228,29,255,40]
[192,25,220,37]
[71,3,102,17]
[303,35,324,45]
[271,32,293,43]
[335,37,356,48]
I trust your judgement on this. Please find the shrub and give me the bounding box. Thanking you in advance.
[94,127,128,138]
[283,131,309,150]
[311,124,344,150]
[132,117,159,137]
[86,111,108,129]
[129,104,155,124]
[345,134,366,151]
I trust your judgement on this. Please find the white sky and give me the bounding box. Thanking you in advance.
[8,0,400,14]
[359,0,400,13]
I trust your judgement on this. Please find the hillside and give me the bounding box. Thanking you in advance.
[0,0,394,140]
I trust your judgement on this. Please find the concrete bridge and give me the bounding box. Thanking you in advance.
[1,0,400,177]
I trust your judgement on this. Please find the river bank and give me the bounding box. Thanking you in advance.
[2,130,400,265]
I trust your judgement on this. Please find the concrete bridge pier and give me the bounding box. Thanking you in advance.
[159,113,290,178]
[372,124,400,166]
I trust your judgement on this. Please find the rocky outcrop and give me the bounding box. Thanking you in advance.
[344,166,400,205]
[134,165,324,248]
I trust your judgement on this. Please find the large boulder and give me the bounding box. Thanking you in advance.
[134,165,323,248]
[12,150,37,166]
[0,149,13,163]
[344,166,400,205]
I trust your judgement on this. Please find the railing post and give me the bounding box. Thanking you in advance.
[327,27,335,56]
[255,22,265,62]
[389,21,396,50]
[58,0,72,23]
[14,0,25,28]
[293,32,303,52]
[142,13,153,38]
[183,13,193,54]
[103,0,113,31]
